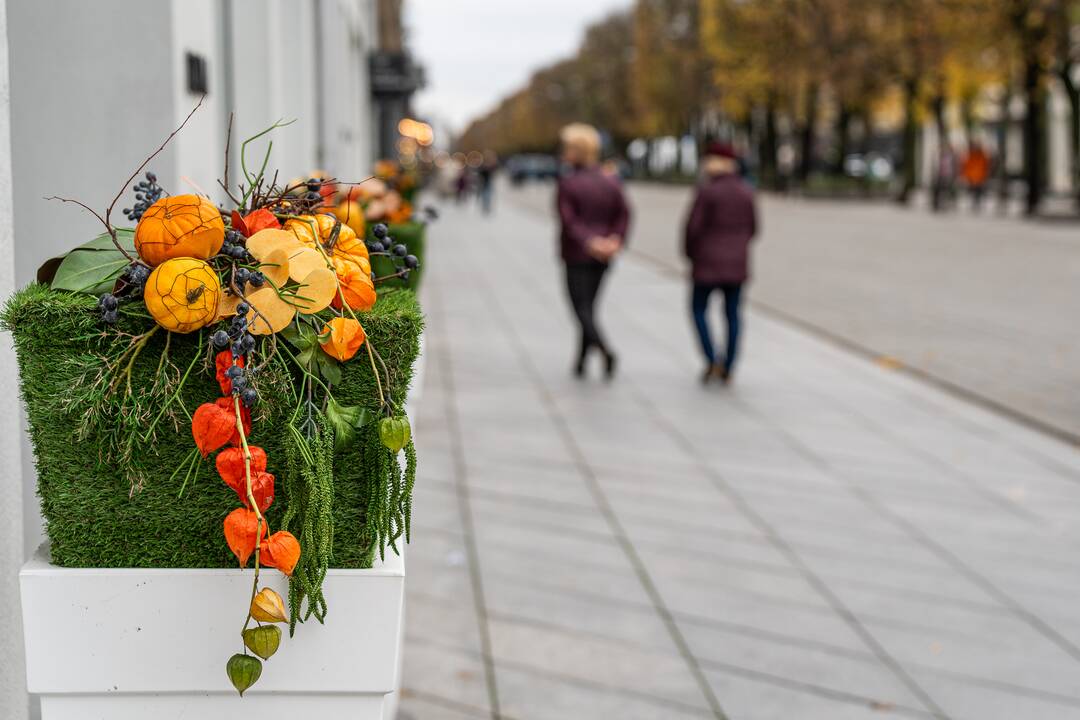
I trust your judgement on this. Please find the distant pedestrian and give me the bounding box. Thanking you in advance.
[684,142,758,384]
[477,151,498,215]
[556,122,630,380]
[961,141,991,211]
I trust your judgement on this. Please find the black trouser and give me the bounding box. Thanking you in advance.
[565,261,610,357]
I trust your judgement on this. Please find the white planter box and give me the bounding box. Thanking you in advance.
[21,543,404,720]
[20,335,425,719]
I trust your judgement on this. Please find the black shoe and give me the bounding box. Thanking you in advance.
[574,351,587,379]
[604,352,617,380]
[718,366,731,385]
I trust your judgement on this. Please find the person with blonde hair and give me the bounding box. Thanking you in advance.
[556,122,630,379]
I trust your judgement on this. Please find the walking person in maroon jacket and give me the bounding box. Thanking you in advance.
[556,123,630,379]
[684,142,758,384]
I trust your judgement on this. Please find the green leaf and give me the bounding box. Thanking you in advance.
[326,397,370,452]
[315,352,342,386]
[50,230,136,295]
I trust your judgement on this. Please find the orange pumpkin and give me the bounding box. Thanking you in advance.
[285,214,368,267]
[319,317,366,361]
[135,194,225,266]
[333,201,366,238]
[144,257,221,333]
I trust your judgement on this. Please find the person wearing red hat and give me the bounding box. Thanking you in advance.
[684,141,758,384]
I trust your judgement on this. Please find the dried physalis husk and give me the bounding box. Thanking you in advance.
[242,625,282,660]
[250,587,288,623]
[244,286,296,335]
[291,266,337,314]
[226,653,262,696]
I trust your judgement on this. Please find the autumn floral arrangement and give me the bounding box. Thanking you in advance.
[2,108,422,696]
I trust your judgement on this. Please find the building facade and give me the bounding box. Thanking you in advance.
[0,2,399,717]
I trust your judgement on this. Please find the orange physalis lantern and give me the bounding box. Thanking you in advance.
[224,508,267,567]
[260,531,301,576]
[319,317,366,361]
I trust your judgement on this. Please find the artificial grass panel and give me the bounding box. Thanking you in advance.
[2,284,422,569]
[367,221,426,291]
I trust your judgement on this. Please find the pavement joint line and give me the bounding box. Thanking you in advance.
[602,285,1080,710]
[429,278,504,720]
[480,608,936,718]
[471,569,1080,709]
[746,346,1048,526]
[600,236,1080,665]
[467,256,731,720]
[624,379,953,720]
[406,633,718,718]
[482,243,954,719]
[399,688,508,720]
[714,369,1080,667]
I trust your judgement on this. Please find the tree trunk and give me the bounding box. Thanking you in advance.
[897,78,919,205]
[930,93,950,212]
[1060,63,1080,209]
[834,104,851,176]
[797,83,818,184]
[1023,58,1044,216]
[760,96,778,190]
[997,85,1012,214]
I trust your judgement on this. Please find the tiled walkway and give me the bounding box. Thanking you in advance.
[397,194,1080,720]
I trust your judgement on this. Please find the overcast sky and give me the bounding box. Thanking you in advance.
[405,0,633,135]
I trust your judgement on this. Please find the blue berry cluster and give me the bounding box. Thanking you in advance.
[122,172,164,222]
[365,223,419,282]
[212,309,258,408]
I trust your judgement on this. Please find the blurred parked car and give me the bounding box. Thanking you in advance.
[507,154,560,184]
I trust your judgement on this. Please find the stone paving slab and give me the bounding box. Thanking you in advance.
[397,193,1080,720]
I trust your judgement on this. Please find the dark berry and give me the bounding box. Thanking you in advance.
[231,374,247,390]
[229,245,247,259]
[236,302,250,315]
[212,330,230,349]
[102,309,118,324]
[400,269,411,281]
[306,178,321,191]
[231,340,245,357]
[99,293,118,310]
[372,223,388,239]
[404,254,419,269]
[304,191,321,203]
[241,334,256,353]
[392,244,407,257]
[241,387,258,408]
[235,268,250,285]
[249,272,265,287]
[146,171,157,183]
[226,230,243,244]
[225,365,244,379]
[366,241,384,253]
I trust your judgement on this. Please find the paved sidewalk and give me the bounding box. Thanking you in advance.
[398,196,1080,720]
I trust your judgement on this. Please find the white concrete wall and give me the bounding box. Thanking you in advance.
[0,3,29,717]
[1,3,378,716]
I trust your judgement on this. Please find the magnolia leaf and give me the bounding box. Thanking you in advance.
[326,397,370,451]
[50,230,136,295]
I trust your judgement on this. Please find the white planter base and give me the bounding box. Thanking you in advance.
[21,544,404,720]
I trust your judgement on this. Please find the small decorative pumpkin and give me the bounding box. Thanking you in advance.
[333,200,366,237]
[285,214,368,267]
[144,257,221,333]
[135,194,225,266]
